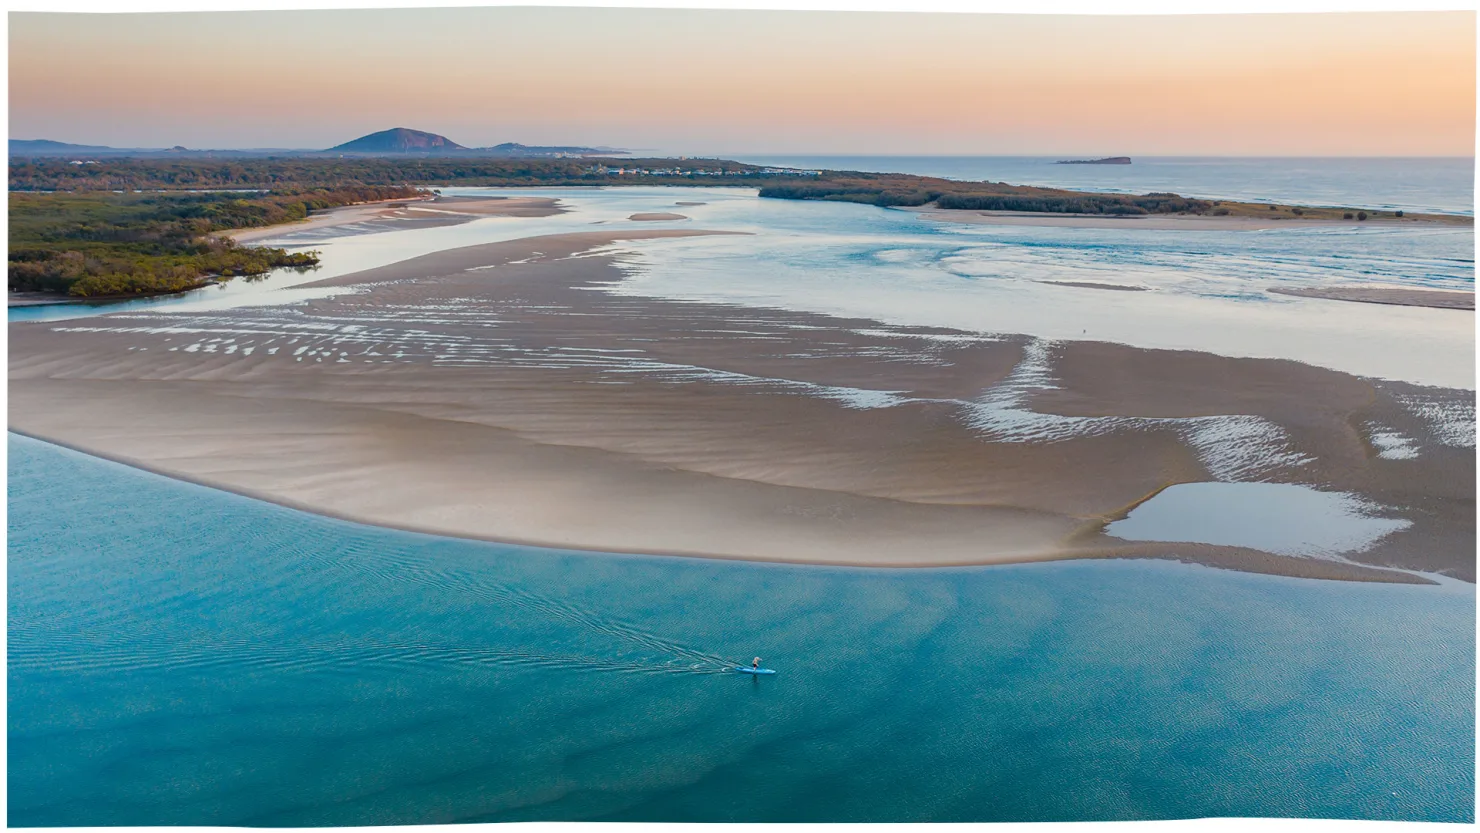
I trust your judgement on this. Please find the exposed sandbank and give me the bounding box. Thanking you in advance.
[11,230,1470,584]
[1268,286,1475,311]
[1040,281,1149,292]
[226,195,563,244]
[629,212,689,221]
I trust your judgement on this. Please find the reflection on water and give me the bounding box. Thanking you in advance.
[9,434,1474,825]
[1106,482,1412,558]
[10,186,1474,389]
[7,267,334,324]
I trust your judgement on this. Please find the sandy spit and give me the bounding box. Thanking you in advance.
[226,195,563,244]
[10,231,1470,584]
[1268,286,1475,311]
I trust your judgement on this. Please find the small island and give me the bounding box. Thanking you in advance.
[1056,157,1132,165]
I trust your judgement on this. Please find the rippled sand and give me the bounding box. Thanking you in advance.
[11,221,1474,583]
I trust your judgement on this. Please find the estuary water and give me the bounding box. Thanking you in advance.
[17,185,1472,388]
[9,172,1476,824]
[8,434,1475,824]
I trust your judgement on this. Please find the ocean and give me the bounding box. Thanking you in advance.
[8,434,1474,824]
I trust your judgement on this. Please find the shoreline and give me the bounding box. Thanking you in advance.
[8,279,222,309]
[4,429,1435,585]
[1267,285,1475,311]
[12,229,1469,586]
[225,194,564,244]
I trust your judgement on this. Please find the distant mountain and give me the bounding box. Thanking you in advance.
[326,129,623,157]
[10,139,136,156]
[484,142,626,157]
[9,139,315,159]
[328,128,466,154]
[9,130,628,159]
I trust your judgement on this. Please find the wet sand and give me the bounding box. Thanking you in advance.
[629,212,688,221]
[1040,281,1149,292]
[10,229,1472,584]
[227,195,563,244]
[1268,286,1475,310]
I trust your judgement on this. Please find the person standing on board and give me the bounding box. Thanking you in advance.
[752,657,762,670]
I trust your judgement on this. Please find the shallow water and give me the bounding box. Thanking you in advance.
[8,434,1474,824]
[14,186,1474,390]
[1107,482,1412,559]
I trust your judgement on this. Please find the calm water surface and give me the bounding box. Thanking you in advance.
[1106,483,1413,558]
[11,186,1473,390]
[9,435,1474,825]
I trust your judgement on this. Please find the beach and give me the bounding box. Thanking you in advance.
[10,202,1473,584]
[1267,286,1476,310]
[224,194,564,244]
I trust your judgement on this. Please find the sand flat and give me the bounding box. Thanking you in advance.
[1268,286,1475,310]
[10,230,1471,583]
[1040,281,1149,292]
[227,195,563,244]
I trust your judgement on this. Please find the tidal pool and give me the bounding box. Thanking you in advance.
[1106,481,1412,558]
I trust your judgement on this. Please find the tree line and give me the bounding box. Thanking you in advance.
[758,181,1213,215]
[9,186,423,298]
[8,157,764,192]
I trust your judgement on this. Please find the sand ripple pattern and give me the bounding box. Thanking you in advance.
[53,304,1319,483]
[966,339,1311,481]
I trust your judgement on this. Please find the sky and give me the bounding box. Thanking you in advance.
[8,8,1476,156]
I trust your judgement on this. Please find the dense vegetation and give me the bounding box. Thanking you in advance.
[758,179,1215,214]
[10,160,1458,300]
[9,186,423,297]
[756,172,1456,223]
[8,157,763,192]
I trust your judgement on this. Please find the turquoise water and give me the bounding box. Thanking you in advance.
[8,434,1474,824]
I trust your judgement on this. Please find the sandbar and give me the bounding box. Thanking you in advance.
[10,229,1471,584]
[227,195,563,244]
[1040,281,1149,292]
[629,212,688,221]
[1268,286,1475,311]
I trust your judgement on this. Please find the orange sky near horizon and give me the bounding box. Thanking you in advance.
[9,8,1476,156]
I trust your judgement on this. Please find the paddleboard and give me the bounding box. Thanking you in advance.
[735,667,777,675]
